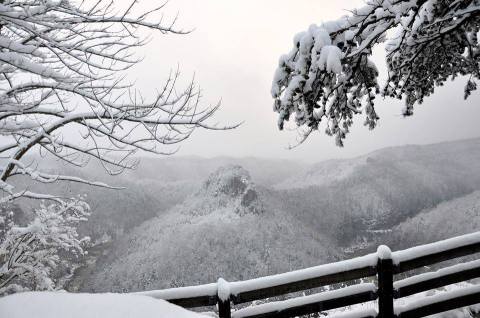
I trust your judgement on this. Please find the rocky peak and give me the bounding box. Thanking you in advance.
[201,165,263,215]
[204,165,250,195]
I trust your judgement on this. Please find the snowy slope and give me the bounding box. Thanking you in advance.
[277,138,480,191]
[389,190,480,249]
[76,165,339,292]
[13,165,194,242]
[275,157,366,190]
[275,138,480,247]
[0,292,207,318]
[14,156,305,241]
[38,138,480,292]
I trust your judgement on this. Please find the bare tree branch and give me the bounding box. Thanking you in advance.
[0,0,237,202]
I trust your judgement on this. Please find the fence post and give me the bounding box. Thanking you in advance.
[217,278,231,318]
[377,245,394,318]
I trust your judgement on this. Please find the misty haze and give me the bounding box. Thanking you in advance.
[1,1,480,318]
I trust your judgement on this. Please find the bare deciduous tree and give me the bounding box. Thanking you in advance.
[0,0,231,202]
[0,0,233,294]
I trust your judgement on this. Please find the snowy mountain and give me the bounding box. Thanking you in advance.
[123,156,308,187]
[278,138,480,191]
[389,190,480,249]
[13,169,194,242]
[190,165,264,216]
[13,156,305,242]
[276,138,480,248]
[75,165,338,292]
[44,137,480,292]
[275,157,365,190]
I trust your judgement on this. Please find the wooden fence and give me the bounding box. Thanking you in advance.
[137,232,480,318]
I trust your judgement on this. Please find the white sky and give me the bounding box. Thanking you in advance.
[130,0,480,163]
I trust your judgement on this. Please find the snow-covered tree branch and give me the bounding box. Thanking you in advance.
[0,199,90,295]
[0,0,232,202]
[271,0,480,146]
[0,0,234,295]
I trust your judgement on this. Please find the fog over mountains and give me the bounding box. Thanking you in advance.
[76,166,338,292]
[16,138,480,293]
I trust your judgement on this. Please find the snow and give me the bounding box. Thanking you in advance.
[130,229,480,318]
[394,259,480,290]
[376,245,392,260]
[217,278,231,302]
[130,230,480,317]
[136,283,218,300]
[231,283,376,318]
[0,51,65,80]
[325,282,480,318]
[395,283,480,315]
[392,231,480,265]
[318,45,343,74]
[228,253,377,296]
[136,253,377,304]
[327,308,377,318]
[0,36,43,56]
[393,190,480,245]
[271,0,480,145]
[274,156,366,190]
[0,292,208,318]
[0,200,90,294]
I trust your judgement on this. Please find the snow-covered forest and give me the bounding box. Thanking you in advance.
[1,0,480,317]
[36,138,480,293]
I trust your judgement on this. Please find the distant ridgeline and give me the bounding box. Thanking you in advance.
[68,138,480,295]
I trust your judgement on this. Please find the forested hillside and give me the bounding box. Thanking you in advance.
[391,190,480,249]
[278,139,480,249]
[70,138,480,292]
[12,157,306,243]
[75,166,338,292]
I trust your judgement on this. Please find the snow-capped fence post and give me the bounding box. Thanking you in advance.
[217,278,231,318]
[377,245,394,318]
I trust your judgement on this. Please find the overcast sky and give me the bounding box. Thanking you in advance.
[130,0,480,163]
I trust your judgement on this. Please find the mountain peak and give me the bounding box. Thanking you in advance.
[204,165,251,196]
[200,165,263,216]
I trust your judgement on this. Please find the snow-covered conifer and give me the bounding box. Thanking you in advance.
[272,0,479,146]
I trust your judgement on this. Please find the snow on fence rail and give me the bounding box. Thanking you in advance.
[230,283,377,318]
[136,231,480,318]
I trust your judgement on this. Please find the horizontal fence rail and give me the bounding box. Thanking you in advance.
[229,254,378,305]
[395,284,480,318]
[231,283,377,318]
[135,283,218,308]
[394,259,480,298]
[136,231,480,318]
[392,232,480,274]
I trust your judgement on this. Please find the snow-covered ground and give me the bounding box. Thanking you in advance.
[0,292,208,318]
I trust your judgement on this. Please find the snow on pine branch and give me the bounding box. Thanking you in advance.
[272,0,480,146]
[0,0,233,202]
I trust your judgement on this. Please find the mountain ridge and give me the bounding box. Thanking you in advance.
[74,137,480,292]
